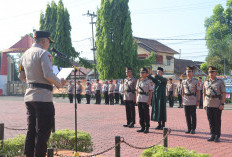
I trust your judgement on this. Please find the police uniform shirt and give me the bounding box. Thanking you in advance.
[203,78,226,108]
[182,78,198,106]
[94,83,101,91]
[123,77,137,101]
[114,83,119,93]
[119,84,124,94]
[85,84,91,95]
[18,43,62,102]
[177,83,182,95]
[68,84,74,94]
[136,77,153,103]
[76,84,82,94]
[102,83,109,93]
[108,84,115,94]
[167,83,175,92]
[197,81,203,91]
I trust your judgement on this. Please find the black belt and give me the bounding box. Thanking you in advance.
[126,90,135,93]
[184,93,196,96]
[139,92,149,95]
[28,83,53,91]
[206,94,221,99]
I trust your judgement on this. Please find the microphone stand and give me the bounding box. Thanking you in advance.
[54,53,79,156]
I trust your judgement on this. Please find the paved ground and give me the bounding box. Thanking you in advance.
[1,96,232,157]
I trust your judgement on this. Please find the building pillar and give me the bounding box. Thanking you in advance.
[1,52,7,75]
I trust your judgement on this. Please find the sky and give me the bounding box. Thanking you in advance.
[0,0,228,62]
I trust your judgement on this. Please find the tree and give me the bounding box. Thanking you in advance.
[205,0,232,75]
[200,62,208,74]
[39,0,91,68]
[96,0,155,79]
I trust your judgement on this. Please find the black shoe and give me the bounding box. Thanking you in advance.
[207,134,215,141]
[137,127,145,132]
[185,130,191,134]
[123,124,129,127]
[190,130,195,134]
[155,125,162,130]
[129,123,134,128]
[144,127,149,133]
[214,135,220,142]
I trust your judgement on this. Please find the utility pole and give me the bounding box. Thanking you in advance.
[83,10,97,79]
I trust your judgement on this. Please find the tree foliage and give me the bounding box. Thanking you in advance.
[205,0,232,75]
[96,0,155,79]
[39,0,90,68]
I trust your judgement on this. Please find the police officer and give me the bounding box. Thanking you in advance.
[167,78,175,107]
[119,80,124,105]
[198,77,204,109]
[108,80,115,105]
[94,79,101,104]
[114,80,120,104]
[136,67,153,133]
[76,81,82,103]
[18,31,66,157]
[176,79,183,108]
[103,81,109,104]
[203,66,226,142]
[67,80,74,103]
[123,67,137,128]
[85,80,92,104]
[182,66,200,134]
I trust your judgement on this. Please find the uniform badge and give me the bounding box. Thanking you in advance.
[18,65,22,72]
[48,55,52,62]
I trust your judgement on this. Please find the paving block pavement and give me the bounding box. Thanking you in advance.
[0,98,232,157]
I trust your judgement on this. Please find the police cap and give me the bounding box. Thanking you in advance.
[34,31,54,43]
[208,66,217,72]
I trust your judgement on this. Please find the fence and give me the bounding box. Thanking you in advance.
[0,123,171,157]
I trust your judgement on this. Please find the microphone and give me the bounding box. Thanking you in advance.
[52,48,67,58]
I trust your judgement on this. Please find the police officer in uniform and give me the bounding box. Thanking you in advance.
[136,67,153,133]
[167,78,175,107]
[177,79,183,108]
[123,67,137,128]
[203,66,226,142]
[119,80,124,105]
[18,31,66,157]
[67,80,74,103]
[76,80,82,103]
[108,80,115,105]
[103,81,109,104]
[85,80,92,104]
[94,79,101,104]
[182,66,200,134]
[114,80,120,104]
[198,77,204,109]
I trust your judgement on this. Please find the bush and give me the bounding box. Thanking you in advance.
[0,129,93,156]
[141,145,209,157]
[0,135,25,156]
[48,129,93,152]
[225,98,231,103]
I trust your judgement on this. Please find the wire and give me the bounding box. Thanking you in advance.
[72,37,92,42]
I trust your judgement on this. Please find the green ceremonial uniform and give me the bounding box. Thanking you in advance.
[148,75,167,122]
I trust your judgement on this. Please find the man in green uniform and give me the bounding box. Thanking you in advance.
[148,67,167,130]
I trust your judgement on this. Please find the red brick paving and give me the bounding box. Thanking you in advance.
[1,99,232,157]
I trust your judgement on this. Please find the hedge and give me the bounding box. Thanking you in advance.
[0,129,93,156]
[141,145,209,157]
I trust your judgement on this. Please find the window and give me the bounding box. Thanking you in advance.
[155,55,163,64]
[167,59,171,66]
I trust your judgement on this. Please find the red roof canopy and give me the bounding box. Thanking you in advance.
[2,34,34,53]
